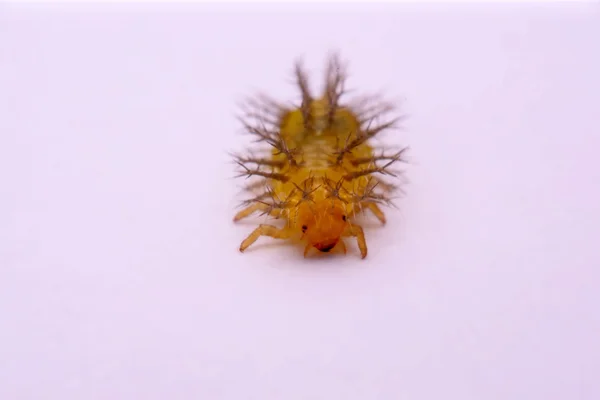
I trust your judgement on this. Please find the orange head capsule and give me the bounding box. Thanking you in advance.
[296,200,348,253]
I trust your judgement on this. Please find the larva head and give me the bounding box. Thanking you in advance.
[297,200,348,253]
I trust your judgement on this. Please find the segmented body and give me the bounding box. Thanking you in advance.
[232,55,407,259]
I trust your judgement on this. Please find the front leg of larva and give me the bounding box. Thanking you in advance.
[364,202,387,225]
[233,203,281,222]
[239,224,291,253]
[343,223,368,259]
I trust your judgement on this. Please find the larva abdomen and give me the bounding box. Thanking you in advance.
[233,54,407,259]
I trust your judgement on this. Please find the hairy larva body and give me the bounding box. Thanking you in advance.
[232,54,408,259]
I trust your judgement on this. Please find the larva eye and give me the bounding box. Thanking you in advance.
[302,225,308,233]
[342,215,347,221]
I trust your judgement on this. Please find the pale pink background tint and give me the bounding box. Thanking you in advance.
[1,2,599,399]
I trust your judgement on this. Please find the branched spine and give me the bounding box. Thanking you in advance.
[350,147,409,166]
[343,158,399,181]
[238,117,300,168]
[239,94,289,128]
[238,117,280,146]
[231,152,286,168]
[295,61,313,130]
[235,160,290,182]
[324,176,350,203]
[349,178,398,208]
[293,176,320,205]
[255,186,297,217]
[324,54,347,126]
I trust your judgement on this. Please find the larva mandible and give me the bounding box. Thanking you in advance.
[231,54,408,259]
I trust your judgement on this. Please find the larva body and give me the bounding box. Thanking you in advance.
[232,55,407,259]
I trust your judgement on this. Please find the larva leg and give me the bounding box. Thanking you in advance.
[233,203,264,221]
[239,224,291,253]
[338,239,347,255]
[343,224,368,259]
[303,243,313,258]
[364,202,386,225]
[351,202,385,224]
[233,203,280,222]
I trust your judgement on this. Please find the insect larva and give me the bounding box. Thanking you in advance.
[231,54,408,259]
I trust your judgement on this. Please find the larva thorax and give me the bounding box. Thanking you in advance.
[233,54,407,259]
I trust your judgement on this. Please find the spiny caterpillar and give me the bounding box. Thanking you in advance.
[231,54,408,259]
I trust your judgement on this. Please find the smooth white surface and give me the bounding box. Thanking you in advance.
[1,3,599,399]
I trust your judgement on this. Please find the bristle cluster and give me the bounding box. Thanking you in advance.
[231,53,409,259]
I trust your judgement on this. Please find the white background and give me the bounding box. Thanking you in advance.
[1,2,599,399]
